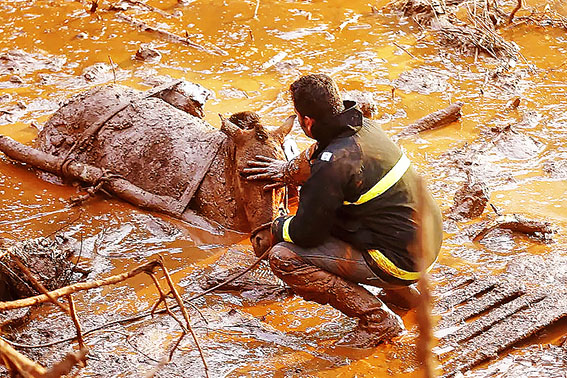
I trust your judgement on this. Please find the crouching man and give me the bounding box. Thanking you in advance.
[243,74,443,348]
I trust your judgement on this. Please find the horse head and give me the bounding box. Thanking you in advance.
[220,112,294,256]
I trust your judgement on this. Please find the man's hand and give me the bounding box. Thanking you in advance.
[242,155,287,190]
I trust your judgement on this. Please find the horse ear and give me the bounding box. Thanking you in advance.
[219,114,243,140]
[271,115,296,144]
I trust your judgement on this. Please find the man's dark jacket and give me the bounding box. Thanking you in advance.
[272,101,443,281]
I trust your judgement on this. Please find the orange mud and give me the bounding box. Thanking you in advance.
[0,0,566,377]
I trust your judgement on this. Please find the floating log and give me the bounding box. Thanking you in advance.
[473,214,556,242]
[396,102,464,138]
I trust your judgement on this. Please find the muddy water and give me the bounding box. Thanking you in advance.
[0,0,566,376]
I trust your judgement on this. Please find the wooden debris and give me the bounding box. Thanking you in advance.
[260,52,287,71]
[396,102,463,138]
[448,178,490,221]
[442,291,546,345]
[253,0,260,20]
[0,337,47,376]
[440,291,567,376]
[157,259,209,376]
[513,6,567,30]
[0,237,75,301]
[115,13,228,56]
[433,269,567,377]
[472,214,556,242]
[89,0,98,13]
[389,0,520,62]
[0,258,209,376]
[13,255,70,314]
[507,0,523,25]
[1,337,87,378]
[435,277,497,312]
[437,280,525,328]
[0,260,160,311]
[66,295,85,351]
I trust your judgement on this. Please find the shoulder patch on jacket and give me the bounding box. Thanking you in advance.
[320,151,333,161]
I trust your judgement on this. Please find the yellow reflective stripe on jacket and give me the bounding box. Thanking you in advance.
[282,216,294,243]
[367,249,437,281]
[344,154,411,206]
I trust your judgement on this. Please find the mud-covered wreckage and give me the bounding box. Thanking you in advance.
[0,80,294,256]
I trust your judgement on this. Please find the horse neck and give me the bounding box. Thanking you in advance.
[208,139,251,231]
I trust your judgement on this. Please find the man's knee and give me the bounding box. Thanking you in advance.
[269,242,304,274]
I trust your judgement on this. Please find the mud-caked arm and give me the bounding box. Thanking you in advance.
[282,145,314,186]
[242,144,316,189]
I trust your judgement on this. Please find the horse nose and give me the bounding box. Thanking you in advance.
[251,229,272,258]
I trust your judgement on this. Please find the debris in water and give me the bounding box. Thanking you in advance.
[472,213,556,242]
[396,102,464,138]
[135,44,162,63]
[448,177,490,221]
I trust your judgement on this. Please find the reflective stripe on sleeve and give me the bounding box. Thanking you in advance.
[282,216,294,243]
[344,154,411,205]
[367,248,437,281]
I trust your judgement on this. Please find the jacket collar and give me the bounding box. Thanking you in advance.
[311,100,363,149]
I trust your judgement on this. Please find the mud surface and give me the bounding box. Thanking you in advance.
[198,247,292,300]
[1,0,567,377]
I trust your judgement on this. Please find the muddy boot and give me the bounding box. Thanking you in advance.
[269,244,404,348]
[335,302,404,348]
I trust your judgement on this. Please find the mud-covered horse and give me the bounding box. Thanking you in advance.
[35,82,293,255]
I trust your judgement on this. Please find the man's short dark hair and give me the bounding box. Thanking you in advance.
[290,74,344,122]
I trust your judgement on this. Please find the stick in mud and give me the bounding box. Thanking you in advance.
[66,294,85,352]
[413,177,436,378]
[0,260,160,311]
[0,337,47,376]
[253,0,260,20]
[0,258,209,377]
[0,248,270,352]
[1,336,88,378]
[115,13,228,56]
[508,0,523,25]
[158,258,208,372]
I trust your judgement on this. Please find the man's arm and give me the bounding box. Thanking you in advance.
[242,144,316,189]
[271,154,353,247]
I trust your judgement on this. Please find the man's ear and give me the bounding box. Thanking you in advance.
[303,116,315,138]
